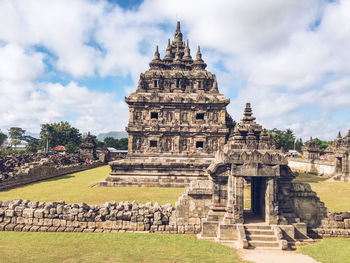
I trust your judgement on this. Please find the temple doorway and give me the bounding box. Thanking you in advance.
[336,157,342,173]
[243,177,267,223]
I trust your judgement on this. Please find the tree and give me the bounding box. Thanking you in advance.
[103,137,128,150]
[39,121,82,152]
[295,138,303,152]
[104,137,120,149]
[8,127,25,150]
[0,130,7,148]
[268,128,296,152]
[23,136,39,153]
[118,138,128,150]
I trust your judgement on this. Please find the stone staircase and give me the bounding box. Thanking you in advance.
[244,224,280,249]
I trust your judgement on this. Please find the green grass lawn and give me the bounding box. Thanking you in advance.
[293,172,350,212]
[308,182,350,212]
[298,238,350,263]
[0,166,184,205]
[0,231,246,263]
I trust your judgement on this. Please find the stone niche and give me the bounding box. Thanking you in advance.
[101,22,234,187]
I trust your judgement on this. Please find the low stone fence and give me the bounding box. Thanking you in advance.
[310,212,350,238]
[0,161,103,191]
[0,199,184,233]
[288,157,334,176]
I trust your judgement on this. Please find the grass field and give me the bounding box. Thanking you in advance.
[0,166,184,205]
[293,172,350,212]
[298,238,350,263]
[0,231,246,263]
[308,182,350,212]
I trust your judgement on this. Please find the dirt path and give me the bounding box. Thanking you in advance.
[237,249,320,263]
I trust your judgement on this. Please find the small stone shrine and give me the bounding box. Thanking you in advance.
[175,104,328,249]
[325,131,350,181]
[103,22,233,187]
[302,137,320,160]
[80,132,97,160]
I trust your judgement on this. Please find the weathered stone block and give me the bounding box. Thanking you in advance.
[79,222,87,229]
[5,210,14,217]
[122,221,130,230]
[34,209,44,218]
[137,222,145,231]
[345,219,350,229]
[29,225,40,232]
[48,227,58,232]
[96,222,103,229]
[52,219,61,227]
[130,222,137,231]
[201,221,219,238]
[14,224,24,232]
[87,222,96,229]
[39,226,48,232]
[43,219,53,227]
[16,217,25,224]
[103,221,112,230]
[23,208,34,218]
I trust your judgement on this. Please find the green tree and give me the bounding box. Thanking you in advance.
[103,137,128,150]
[295,138,303,152]
[118,138,128,150]
[0,130,7,148]
[23,136,39,153]
[268,128,296,152]
[39,121,82,152]
[8,127,25,150]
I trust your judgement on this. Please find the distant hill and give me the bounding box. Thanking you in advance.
[97,131,128,141]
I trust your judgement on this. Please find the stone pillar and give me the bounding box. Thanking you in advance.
[128,135,134,154]
[233,176,244,223]
[265,178,278,224]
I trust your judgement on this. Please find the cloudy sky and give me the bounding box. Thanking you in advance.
[0,0,349,140]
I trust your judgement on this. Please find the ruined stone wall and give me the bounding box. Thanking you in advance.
[288,157,335,175]
[0,161,102,191]
[174,180,212,234]
[311,212,350,238]
[0,199,182,233]
[290,182,328,228]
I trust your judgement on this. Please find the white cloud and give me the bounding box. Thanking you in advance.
[0,44,128,134]
[0,0,350,141]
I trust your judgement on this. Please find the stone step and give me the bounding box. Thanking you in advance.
[248,240,280,248]
[244,225,272,230]
[246,234,278,242]
[245,229,275,235]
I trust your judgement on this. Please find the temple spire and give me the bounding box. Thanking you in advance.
[164,39,172,61]
[174,21,183,43]
[149,45,163,68]
[153,45,160,60]
[183,39,192,61]
[176,21,181,32]
[196,46,203,61]
[337,131,342,138]
[241,103,256,123]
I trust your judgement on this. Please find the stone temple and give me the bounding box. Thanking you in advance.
[102,22,233,187]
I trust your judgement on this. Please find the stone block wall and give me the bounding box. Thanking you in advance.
[288,157,334,175]
[291,182,328,228]
[174,180,212,233]
[0,199,182,233]
[0,161,103,191]
[311,212,350,238]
